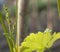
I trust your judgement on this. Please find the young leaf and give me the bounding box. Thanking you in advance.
[43,32,52,47]
[47,32,60,48]
[20,31,60,52]
[20,32,49,52]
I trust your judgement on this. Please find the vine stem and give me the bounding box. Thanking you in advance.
[16,0,22,47]
[57,0,60,18]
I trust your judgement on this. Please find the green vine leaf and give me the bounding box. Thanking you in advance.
[20,31,60,52]
[47,32,60,48]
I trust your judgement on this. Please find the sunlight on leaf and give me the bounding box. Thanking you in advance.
[47,32,60,48]
[19,31,60,52]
